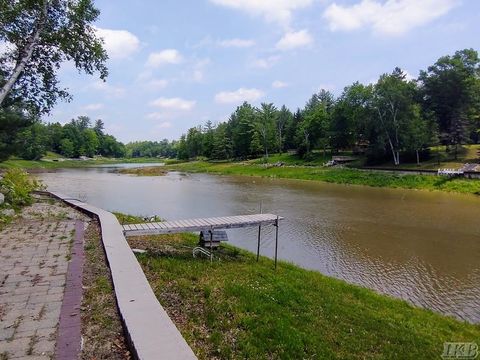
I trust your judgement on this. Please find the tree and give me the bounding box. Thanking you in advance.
[229,102,255,159]
[185,126,203,158]
[17,122,46,160]
[255,103,277,160]
[202,120,215,158]
[0,0,108,113]
[276,105,292,153]
[82,128,99,157]
[60,138,74,158]
[297,91,333,158]
[373,68,418,165]
[211,123,231,159]
[418,49,480,158]
[0,105,34,160]
[404,105,431,165]
[176,135,188,160]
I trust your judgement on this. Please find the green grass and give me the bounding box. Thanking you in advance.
[129,233,480,359]
[0,156,167,169]
[163,160,480,196]
[375,145,480,170]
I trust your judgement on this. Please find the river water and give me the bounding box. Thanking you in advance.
[37,166,480,323]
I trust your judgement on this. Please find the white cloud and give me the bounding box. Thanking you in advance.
[250,56,280,69]
[95,27,140,59]
[83,103,104,111]
[150,97,196,111]
[147,78,169,90]
[146,49,183,68]
[147,112,163,120]
[276,29,313,50]
[215,87,264,104]
[91,81,126,97]
[219,38,256,48]
[272,80,289,88]
[402,69,414,81]
[157,121,172,129]
[190,58,211,82]
[323,0,458,36]
[210,0,313,26]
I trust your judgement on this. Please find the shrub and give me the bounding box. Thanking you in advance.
[0,168,43,207]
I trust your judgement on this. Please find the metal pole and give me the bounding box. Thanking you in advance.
[209,229,213,263]
[256,225,261,261]
[257,201,263,262]
[274,215,279,269]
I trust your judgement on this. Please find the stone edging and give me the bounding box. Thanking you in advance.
[49,192,197,360]
[55,220,85,359]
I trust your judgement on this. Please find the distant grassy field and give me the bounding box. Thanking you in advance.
[374,145,480,170]
[0,156,167,170]
[125,231,480,359]
[163,160,480,195]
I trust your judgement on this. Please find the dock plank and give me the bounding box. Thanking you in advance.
[123,214,283,236]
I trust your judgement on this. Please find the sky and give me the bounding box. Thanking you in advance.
[45,0,480,143]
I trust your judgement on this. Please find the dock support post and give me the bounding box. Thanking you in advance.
[274,215,279,269]
[257,201,263,262]
[256,225,261,262]
[209,229,213,263]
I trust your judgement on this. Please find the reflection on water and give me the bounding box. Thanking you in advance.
[38,167,480,323]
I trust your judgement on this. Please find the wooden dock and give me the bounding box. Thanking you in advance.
[122,213,284,268]
[122,214,283,236]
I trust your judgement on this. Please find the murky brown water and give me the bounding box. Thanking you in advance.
[38,166,480,323]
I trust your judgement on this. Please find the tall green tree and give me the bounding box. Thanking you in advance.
[17,122,46,160]
[0,105,34,160]
[0,0,108,112]
[211,123,231,159]
[229,102,255,159]
[255,103,277,160]
[276,105,292,153]
[418,49,480,158]
[373,68,418,165]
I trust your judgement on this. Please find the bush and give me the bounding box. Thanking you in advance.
[0,168,43,207]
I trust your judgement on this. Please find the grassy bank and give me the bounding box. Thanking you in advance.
[126,232,480,359]
[0,156,168,170]
[163,160,480,195]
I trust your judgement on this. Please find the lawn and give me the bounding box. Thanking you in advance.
[0,156,166,169]
[163,160,480,196]
[126,232,480,359]
[374,145,480,170]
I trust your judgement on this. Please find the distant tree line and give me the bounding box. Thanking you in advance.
[11,117,126,160]
[174,49,480,165]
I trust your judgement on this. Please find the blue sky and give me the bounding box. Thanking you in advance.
[46,0,480,143]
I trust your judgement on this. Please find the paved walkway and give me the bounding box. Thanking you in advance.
[0,199,88,360]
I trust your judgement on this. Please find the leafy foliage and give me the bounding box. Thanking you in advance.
[0,168,42,207]
[171,49,479,166]
[0,0,108,113]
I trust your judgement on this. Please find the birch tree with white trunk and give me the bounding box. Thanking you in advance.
[0,0,108,113]
[373,68,417,166]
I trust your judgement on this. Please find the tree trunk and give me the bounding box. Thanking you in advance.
[0,1,48,106]
[416,149,420,165]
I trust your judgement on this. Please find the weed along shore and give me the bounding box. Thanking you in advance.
[121,217,480,359]
[156,160,480,196]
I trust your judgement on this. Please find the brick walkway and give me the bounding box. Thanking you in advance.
[0,199,89,360]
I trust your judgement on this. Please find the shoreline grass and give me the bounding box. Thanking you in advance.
[126,232,480,359]
[163,160,480,196]
[0,157,167,170]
